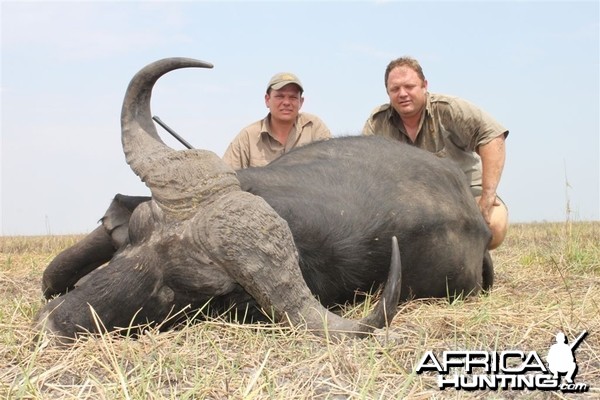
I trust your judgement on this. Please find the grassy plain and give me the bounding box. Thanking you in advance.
[0,222,599,399]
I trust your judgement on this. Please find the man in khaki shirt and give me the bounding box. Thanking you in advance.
[223,72,331,170]
[363,56,509,249]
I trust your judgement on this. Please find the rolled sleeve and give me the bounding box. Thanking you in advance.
[441,97,508,150]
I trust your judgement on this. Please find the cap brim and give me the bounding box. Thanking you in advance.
[270,81,303,91]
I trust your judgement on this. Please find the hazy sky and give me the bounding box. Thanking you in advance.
[1,0,599,235]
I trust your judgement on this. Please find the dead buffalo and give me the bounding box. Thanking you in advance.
[36,57,493,342]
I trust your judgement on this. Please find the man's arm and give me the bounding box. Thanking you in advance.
[476,134,506,224]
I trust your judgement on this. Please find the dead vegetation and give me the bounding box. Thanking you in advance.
[1,222,598,399]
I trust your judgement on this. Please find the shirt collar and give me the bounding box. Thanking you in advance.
[261,113,303,138]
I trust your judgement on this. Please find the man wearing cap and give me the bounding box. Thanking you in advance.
[223,72,331,170]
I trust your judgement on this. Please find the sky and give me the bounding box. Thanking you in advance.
[1,0,599,236]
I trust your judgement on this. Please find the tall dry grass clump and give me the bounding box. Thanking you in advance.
[1,223,598,399]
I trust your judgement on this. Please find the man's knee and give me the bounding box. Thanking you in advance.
[473,192,509,250]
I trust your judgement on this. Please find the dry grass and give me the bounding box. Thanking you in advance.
[0,222,598,399]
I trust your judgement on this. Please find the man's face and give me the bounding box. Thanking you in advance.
[265,84,304,123]
[386,66,428,119]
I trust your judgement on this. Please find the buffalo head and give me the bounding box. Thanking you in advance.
[35,58,402,342]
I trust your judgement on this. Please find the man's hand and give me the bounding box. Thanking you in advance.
[478,192,500,225]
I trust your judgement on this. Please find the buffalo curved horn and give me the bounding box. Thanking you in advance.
[312,236,402,337]
[358,236,402,330]
[121,57,239,220]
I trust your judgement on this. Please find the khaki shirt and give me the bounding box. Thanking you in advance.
[223,112,331,170]
[362,93,508,188]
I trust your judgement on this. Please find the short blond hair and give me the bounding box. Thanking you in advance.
[384,56,426,89]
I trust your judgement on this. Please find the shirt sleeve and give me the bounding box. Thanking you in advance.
[311,116,332,140]
[361,105,388,136]
[442,97,508,150]
[362,118,375,136]
[222,131,250,170]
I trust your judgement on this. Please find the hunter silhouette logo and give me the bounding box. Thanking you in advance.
[415,330,589,392]
[547,330,587,384]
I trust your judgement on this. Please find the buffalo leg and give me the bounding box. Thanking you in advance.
[42,194,149,299]
[42,225,116,298]
[37,248,175,342]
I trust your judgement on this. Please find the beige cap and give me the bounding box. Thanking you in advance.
[267,72,304,92]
